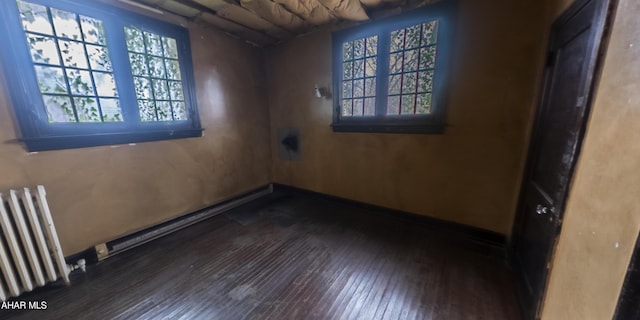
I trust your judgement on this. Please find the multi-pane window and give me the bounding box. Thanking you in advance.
[332,1,455,133]
[0,0,201,151]
[387,21,438,115]
[341,35,377,116]
[125,27,187,122]
[18,1,122,123]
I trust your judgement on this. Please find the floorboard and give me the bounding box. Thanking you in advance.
[1,192,522,320]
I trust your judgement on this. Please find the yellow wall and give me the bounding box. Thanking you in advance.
[541,0,640,318]
[265,0,548,235]
[0,22,272,255]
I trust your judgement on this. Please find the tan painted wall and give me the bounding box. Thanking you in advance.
[0,23,271,255]
[265,0,548,234]
[541,0,640,318]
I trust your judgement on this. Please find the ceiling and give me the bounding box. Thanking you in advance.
[116,0,434,46]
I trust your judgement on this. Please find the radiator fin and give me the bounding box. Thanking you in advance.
[0,186,69,301]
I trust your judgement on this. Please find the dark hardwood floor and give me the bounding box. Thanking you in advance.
[2,192,522,320]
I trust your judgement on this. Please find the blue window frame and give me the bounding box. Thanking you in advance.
[331,1,456,134]
[0,0,202,151]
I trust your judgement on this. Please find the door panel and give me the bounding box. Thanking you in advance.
[531,30,589,206]
[510,0,611,319]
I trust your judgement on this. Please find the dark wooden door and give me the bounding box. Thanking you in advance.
[511,0,611,318]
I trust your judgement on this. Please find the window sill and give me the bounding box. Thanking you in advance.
[331,122,445,134]
[21,128,203,152]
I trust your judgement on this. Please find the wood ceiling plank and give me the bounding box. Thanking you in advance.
[239,0,309,31]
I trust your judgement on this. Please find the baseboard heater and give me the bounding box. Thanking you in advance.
[0,186,70,301]
[94,185,273,261]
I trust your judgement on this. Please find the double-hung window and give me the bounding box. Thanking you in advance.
[0,0,201,151]
[331,1,455,133]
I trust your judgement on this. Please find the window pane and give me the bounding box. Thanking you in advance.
[51,8,81,40]
[93,72,117,97]
[162,37,178,58]
[59,40,88,68]
[129,53,148,76]
[138,100,156,121]
[365,57,376,77]
[172,101,187,120]
[353,79,364,98]
[148,56,165,78]
[144,31,163,56]
[365,36,377,57]
[405,24,421,49]
[87,45,112,71]
[401,94,416,114]
[168,81,184,101]
[364,78,376,97]
[364,97,375,116]
[34,66,66,94]
[419,46,437,70]
[387,95,400,115]
[353,98,364,116]
[342,99,353,116]
[416,93,432,114]
[343,61,352,80]
[156,101,172,121]
[342,81,352,99]
[153,79,169,100]
[402,72,417,94]
[342,41,353,61]
[353,59,364,79]
[389,53,402,74]
[125,27,145,53]
[43,95,75,123]
[353,39,364,59]
[418,70,434,92]
[74,97,101,122]
[66,69,94,96]
[403,49,419,72]
[388,74,401,95]
[422,20,439,46]
[390,29,405,52]
[80,15,106,45]
[100,98,123,122]
[165,59,181,80]
[27,35,60,65]
[17,1,53,35]
[134,77,152,100]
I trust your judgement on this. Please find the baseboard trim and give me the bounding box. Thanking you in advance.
[271,183,507,251]
[66,184,272,264]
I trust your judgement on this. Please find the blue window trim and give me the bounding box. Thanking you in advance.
[331,0,457,134]
[0,0,202,151]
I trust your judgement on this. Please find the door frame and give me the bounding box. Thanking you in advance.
[508,0,616,318]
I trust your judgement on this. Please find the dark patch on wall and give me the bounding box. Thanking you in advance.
[277,128,301,161]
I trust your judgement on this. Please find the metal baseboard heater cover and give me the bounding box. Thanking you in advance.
[0,186,69,301]
[95,185,273,260]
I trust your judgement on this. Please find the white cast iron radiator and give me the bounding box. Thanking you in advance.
[0,186,69,301]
